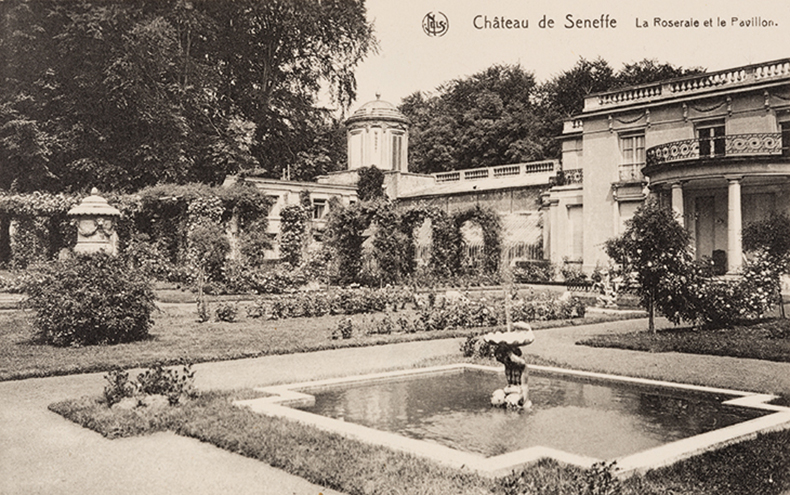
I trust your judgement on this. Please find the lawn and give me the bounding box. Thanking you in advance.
[578,319,790,363]
[16,295,790,495]
[0,302,630,381]
[49,359,790,495]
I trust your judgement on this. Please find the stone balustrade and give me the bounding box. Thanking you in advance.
[584,58,790,112]
[433,160,557,183]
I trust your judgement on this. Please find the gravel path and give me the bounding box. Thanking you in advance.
[2,316,789,494]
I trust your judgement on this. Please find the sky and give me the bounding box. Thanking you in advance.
[347,0,790,109]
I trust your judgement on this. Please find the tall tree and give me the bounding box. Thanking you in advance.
[0,0,375,192]
[616,59,705,89]
[538,57,616,120]
[198,0,375,180]
[399,64,552,174]
[401,58,707,173]
[537,57,705,121]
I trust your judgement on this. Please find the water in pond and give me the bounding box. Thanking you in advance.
[296,369,767,459]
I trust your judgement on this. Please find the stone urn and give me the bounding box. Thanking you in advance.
[67,188,121,255]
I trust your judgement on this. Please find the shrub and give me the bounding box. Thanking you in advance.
[510,294,586,321]
[460,335,495,358]
[684,252,779,328]
[23,252,156,346]
[560,261,588,284]
[103,368,135,407]
[248,287,403,320]
[214,302,239,322]
[103,363,196,407]
[374,314,395,334]
[135,363,195,405]
[512,260,554,283]
[122,233,175,281]
[188,222,230,286]
[332,317,353,339]
[221,261,305,295]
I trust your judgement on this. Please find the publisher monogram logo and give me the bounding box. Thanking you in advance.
[422,12,448,37]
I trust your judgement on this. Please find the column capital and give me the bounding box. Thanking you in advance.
[724,174,744,183]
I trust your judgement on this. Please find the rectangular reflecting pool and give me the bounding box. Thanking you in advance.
[296,369,765,459]
[235,364,790,476]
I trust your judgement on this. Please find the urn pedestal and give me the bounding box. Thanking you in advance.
[67,188,121,255]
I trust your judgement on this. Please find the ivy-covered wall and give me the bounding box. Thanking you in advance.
[0,183,273,273]
[323,199,503,286]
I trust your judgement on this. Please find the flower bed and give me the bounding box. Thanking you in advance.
[327,292,587,339]
[246,286,415,319]
[249,288,586,328]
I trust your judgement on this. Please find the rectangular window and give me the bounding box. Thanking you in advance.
[697,122,725,158]
[349,131,363,168]
[312,198,327,220]
[392,134,403,171]
[781,122,790,157]
[621,134,645,165]
[620,133,645,181]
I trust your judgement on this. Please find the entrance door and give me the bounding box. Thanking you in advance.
[695,196,715,260]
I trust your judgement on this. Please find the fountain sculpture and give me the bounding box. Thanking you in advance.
[483,321,535,409]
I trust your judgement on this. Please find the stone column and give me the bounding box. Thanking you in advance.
[541,207,550,260]
[726,176,743,273]
[548,199,560,263]
[671,182,685,227]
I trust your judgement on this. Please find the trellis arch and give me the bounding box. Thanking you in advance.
[452,205,503,276]
[397,203,462,278]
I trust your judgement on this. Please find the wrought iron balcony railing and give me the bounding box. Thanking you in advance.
[646,133,784,166]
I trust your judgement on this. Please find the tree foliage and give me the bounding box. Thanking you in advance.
[743,213,790,318]
[538,57,705,119]
[279,204,308,267]
[400,64,552,174]
[605,200,696,332]
[401,59,705,172]
[0,0,375,192]
[357,166,385,201]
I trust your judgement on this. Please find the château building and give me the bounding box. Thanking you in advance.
[241,58,790,272]
[547,58,790,274]
[241,95,556,260]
